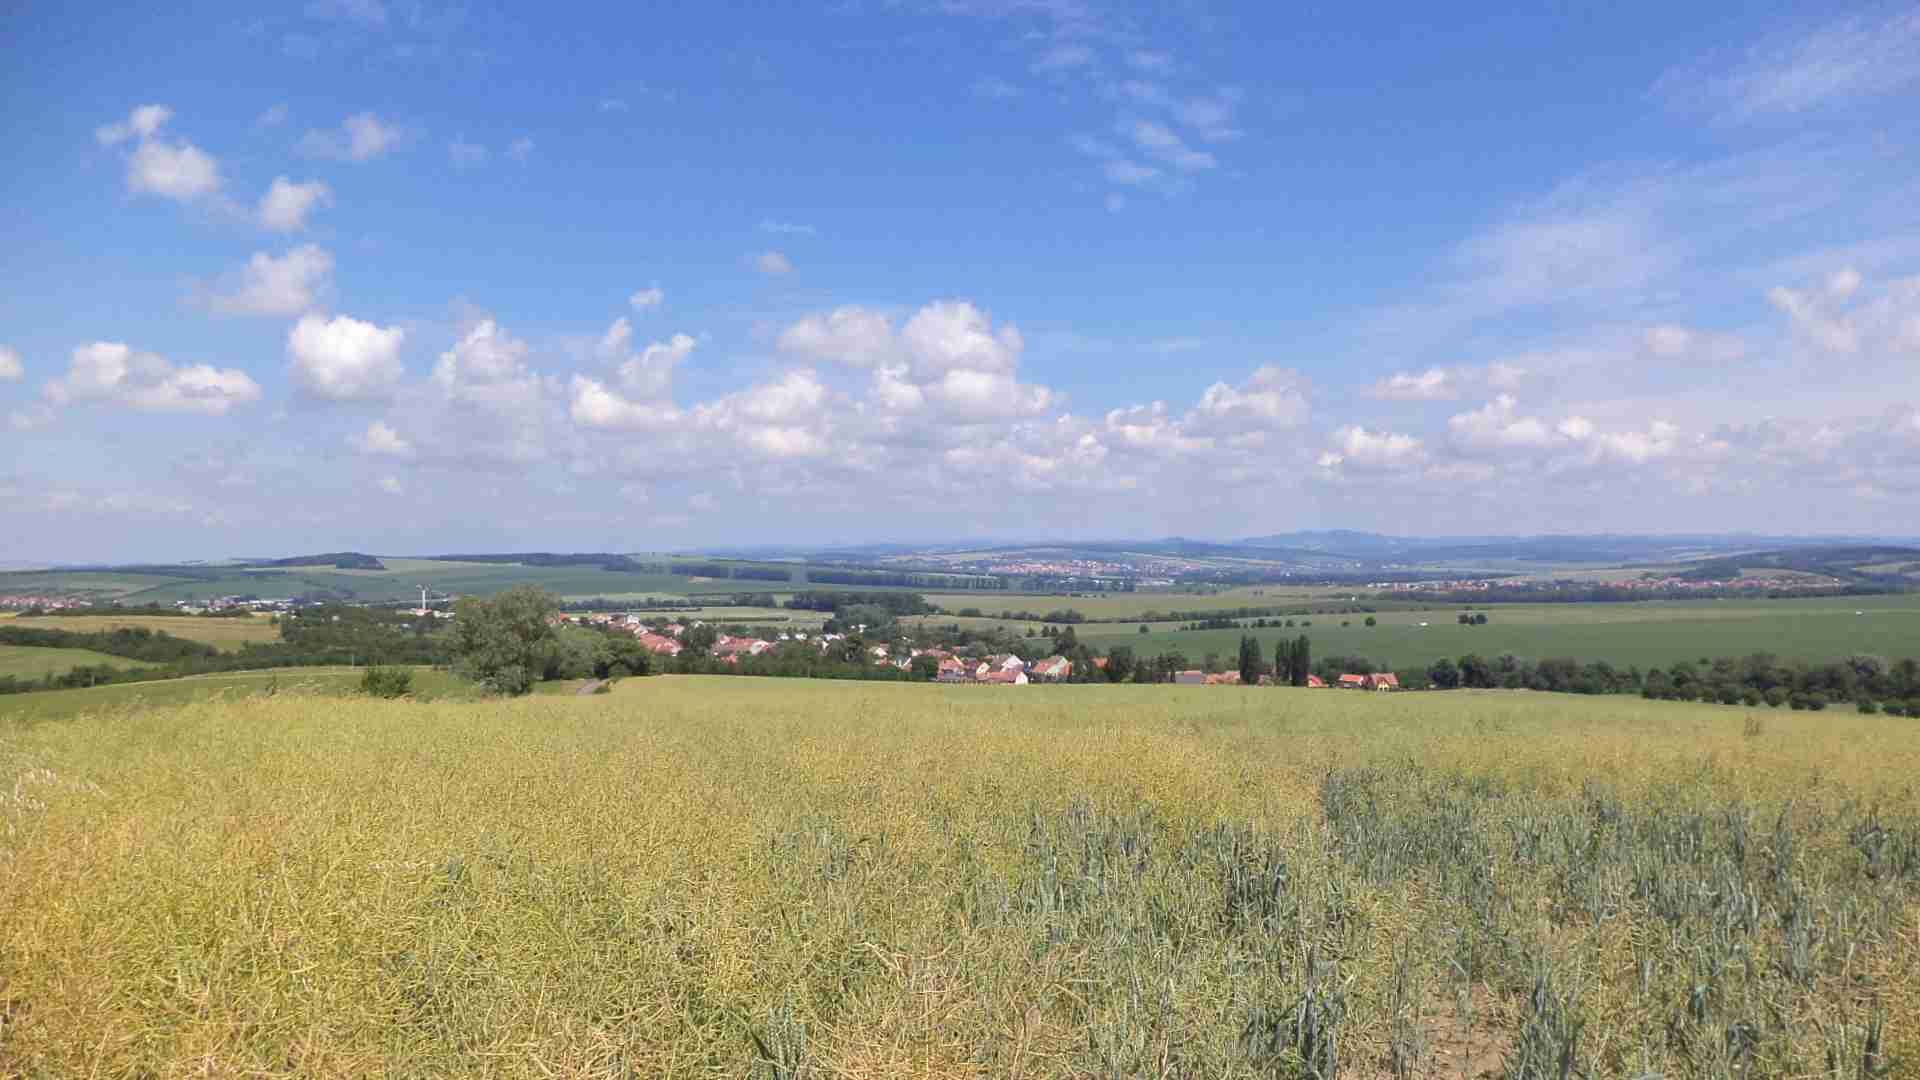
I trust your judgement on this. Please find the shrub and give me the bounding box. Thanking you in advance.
[1806,692,1829,712]
[359,666,413,699]
[1741,688,1763,707]
[1764,687,1787,708]
[1858,699,1880,715]
[1789,694,1808,711]
[1884,701,1906,716]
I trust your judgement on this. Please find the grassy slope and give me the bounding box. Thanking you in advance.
[0,645,157,680]
[1,676,1916,1075]
[0,666,481,723]
[1078,593,1920,668]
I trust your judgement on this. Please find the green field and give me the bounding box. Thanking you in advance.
[4,556,1018,606]
[2,612,284,650]
[0,645,157,680]
[1078,593,1920,669]
[1,677,1914,1075]
[922,585,1344,620]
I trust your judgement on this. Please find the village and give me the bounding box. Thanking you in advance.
[560,610,1404,689]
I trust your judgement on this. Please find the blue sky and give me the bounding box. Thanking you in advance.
[4,1,1920,562]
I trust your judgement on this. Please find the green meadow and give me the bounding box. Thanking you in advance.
[0,645,157,680]
[1078,593,1920,669]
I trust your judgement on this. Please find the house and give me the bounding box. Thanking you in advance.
[1336,673,1368,689]
[979,669,1029,686]
[937,657,970,679]
[984,654,1026,672]
[1306,674,1327,688]
[636,632,683,657]
[1363,672,1400,692]
[1174,670,1207,685]
[712,637,772,659]
[1029,656,1072,681]
[1204,671,1241,685]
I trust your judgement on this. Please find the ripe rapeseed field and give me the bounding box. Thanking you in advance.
[3,677,1916,1076]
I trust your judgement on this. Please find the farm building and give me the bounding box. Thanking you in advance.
[1029,656,1072,681]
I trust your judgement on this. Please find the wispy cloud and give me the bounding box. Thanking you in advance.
[752,251,794,276]
[1032,43,1094,72]
[1128,120,1214,172]
[298,112,404,161]
[448,137,488,169]
[1102,159,1159,185]
[970,76,1022,100]
[759,220,818,236]
[1657,9,1920,120]
[1126,49,1172,73]
[305,0,387,27]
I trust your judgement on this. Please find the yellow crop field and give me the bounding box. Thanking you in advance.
[3,678,1916,1076]
[4,612,282,651]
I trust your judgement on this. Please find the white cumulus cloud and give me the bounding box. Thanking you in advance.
[95,104,173,146]
[1189,365,1310,432]
[1446,395,1556,453]
[778,306,895,368]
[568,375,682,431]
[1320,425,1424,470]
[351,420,414,458]
[598,319,696,400]
[286,313,406,400]
[257,177,332,231]
[753,251,795,275]
[103,105,220,201]
[0,346,21,381]
[628,286,665,310]
[44,342,261,414]
[207,245,333,317]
